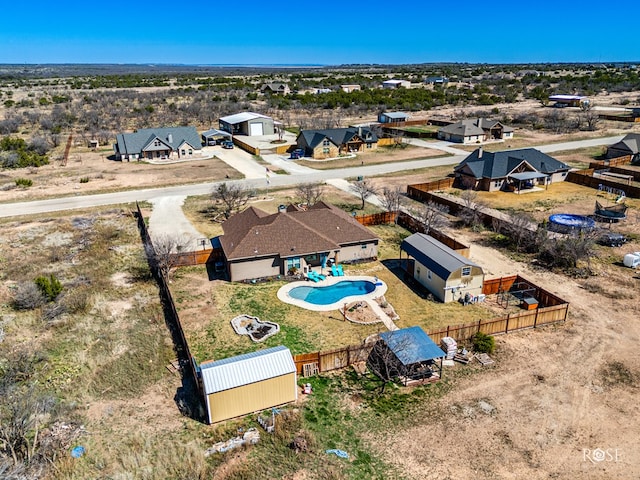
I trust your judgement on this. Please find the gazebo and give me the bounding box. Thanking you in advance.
[368,326,445,386]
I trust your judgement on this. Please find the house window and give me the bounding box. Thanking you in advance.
[495,180,500,187]
[416,267,420,275]
[366,143,372,149]
[181,149,186,155]
[462,266,471,276]
[287,257,301,270]
[322,139,330,146]
[188,149,193,155]
[361,244,367,249]
[427,270,432,280]
[323,147,330,154]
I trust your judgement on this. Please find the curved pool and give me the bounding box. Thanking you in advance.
[289,280,376,305]
[277,276,387,311]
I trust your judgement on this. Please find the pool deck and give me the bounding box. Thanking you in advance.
[277,275,386,311]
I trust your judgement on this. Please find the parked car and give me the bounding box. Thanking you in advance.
[598,232,627,247]
[289,148,304,160]
[221,140,234,149]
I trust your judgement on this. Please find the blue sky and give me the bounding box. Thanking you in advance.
[1,0,638,65]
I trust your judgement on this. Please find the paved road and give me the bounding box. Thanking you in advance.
[0,135,625,219]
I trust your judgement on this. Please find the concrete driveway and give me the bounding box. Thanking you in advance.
[148,195,208,251]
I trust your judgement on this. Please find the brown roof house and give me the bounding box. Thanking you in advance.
[219,202,379,282]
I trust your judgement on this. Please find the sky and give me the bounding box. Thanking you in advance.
[1,0,638,65]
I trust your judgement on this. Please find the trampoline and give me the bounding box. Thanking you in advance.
[548,214,596,234]
[594,200,627,223]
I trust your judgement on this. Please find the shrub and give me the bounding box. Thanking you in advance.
[472,332,495,354]
[79,177,90,183]
[34,274,63,302]
[15,178,33,187]
[13,282,45,310]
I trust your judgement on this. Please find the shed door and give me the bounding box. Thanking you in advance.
[250,123,264,136]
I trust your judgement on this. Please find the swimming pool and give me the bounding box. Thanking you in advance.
[289,280,376,305]
[277,276,387,311]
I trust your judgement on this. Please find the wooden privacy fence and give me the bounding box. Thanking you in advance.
[589,163,640,182]
[294,274,568,376]
[135,203,198,384]
[354,210,470,256]
[566,169,640,198]
[590,155,633,168]
[407,177,455,193]
[170,248,225,267]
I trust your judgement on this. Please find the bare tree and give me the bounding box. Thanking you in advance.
[211,182,250,219]
[148,234,188,280]
[350,178,378,210]
[379,186,404,214]
[366,332,421,395]
[502,212,536,252]
[459,189,486,231]
[580,102,600,131]
[296,182,325,207]
[413,200,449,234]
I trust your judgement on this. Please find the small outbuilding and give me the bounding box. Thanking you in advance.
[368,326,445,386]
[378,111,410,124]
[400,233,484,303]
[199,346,297,424]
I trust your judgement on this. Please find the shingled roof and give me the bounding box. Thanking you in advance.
[439,118,514,137]
[297,127,378,149]
[608,133,640,155]
[114,126,201,156]
[454,148,569,180]
[220,201,378,261]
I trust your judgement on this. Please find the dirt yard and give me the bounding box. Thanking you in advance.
[366,227,640,479]
[0,147,241,202]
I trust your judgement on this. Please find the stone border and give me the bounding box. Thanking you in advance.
[230,314,280,343]
[277,275,387,312]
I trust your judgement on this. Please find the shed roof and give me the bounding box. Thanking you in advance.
[379,326,444,365]
[220,112,272,125]
[202,128,232,138]
[200,345,295,394]
[401,233,479,280]
[382,111,409,119]
[510,171,548,181]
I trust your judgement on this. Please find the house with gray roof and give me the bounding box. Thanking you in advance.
[296,127,378,159]
[113,126,202,161]
[606,133,640,162]
[219,112,276,136]
[454,147,570,192]
[437,118,514,144]
[400,233,484,303]
[218,202,379,282]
